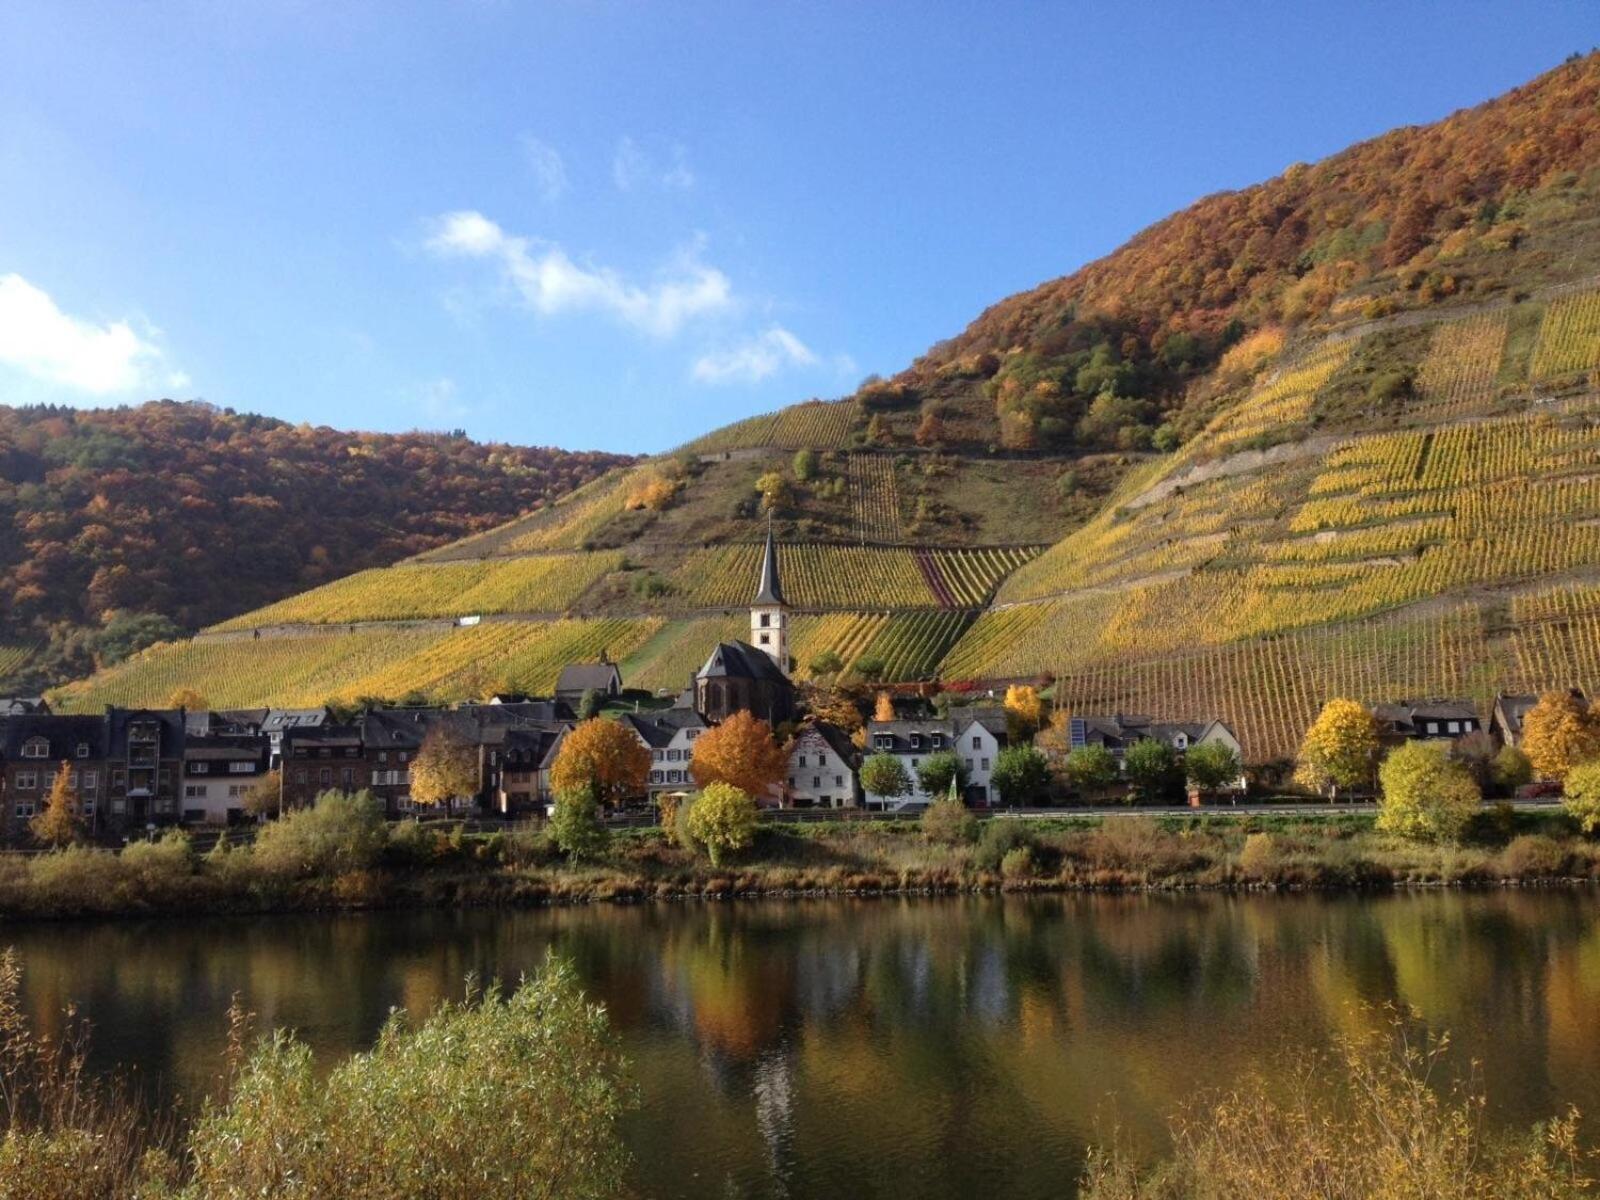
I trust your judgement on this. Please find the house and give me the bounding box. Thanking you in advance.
[184,708,269,738]
[784,722,858,809]
[260,708,332,767]
[280,723,365,809]
[621,709,709,800]
[556,660,623,708]
[495,726,565,815]
[1492,691,1586,748]
[0,714,107,840]
[104,707,187,830]
[1370,699,1482,745]
[1066,714,1247,792]
[864,711,1008,808]
[181,734,269,825]
[0,697,50,717]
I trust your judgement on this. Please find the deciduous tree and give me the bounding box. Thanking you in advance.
[1124,738,1182,804]
[1185,740,1243,796]
[409,724,480,807]
[1521,691,1600,781]
[683,782,758,867]
[915,751,965,798]
[30,762,82,847]
[991,746,1049,806]
[873,692,896,722]
[860,754,911,801]
[1294,699,1379,799]
[550,782,609,860]
[167,687,208,711]
[550,719,652,810]
[1376,740,1481,842]
[1003,685,1043,739]
[1063,743,1120,794]
[690,711,788,799]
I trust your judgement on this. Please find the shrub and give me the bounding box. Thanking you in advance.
[27,846,125,913]
[120,830,196,899]
[1490,745,1534,795]
[551,783,610,862]
[185,958,632,1200]
[385,819,434,867]
[1237,831,1279,879]
[1563,759,1600,834]
[921,797,978,846]
[1000,846,1036,881]
[1377,742,1481,843]
[682,782,758,867]
[1496,834,1570,879]
[252,790,388,878]
[974,820,1033,872]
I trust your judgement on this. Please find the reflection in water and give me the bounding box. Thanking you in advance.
[10,891,1600,1199]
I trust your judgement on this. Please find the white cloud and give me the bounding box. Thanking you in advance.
[0,273,172,395]
[425,210,733,337]
[410,376,469,422]
[612,136,694,192]
[692,326,818,385]
[520,135,567,203]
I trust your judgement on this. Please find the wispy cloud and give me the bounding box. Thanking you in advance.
[0,273,179,395]
[519,135,567,203]
[425,210,733,337]
[692,326,818,385]
[409,376,469,423]
[612,136,694,192]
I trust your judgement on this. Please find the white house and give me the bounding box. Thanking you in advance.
[1066,714,1247,792]
[620,710,709,800]
[864,710,1009,808]
[181,735,269,824]
[784,722,858,809]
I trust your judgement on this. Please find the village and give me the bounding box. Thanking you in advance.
[0,533,1570,842]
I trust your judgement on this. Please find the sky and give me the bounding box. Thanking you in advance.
[0,3,1595,454]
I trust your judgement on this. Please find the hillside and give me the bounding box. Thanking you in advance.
[51,55,1600,761]
[0,402,630,691]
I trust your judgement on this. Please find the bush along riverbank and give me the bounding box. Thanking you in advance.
[5,792,1600,921]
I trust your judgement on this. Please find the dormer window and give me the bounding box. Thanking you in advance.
[910,734,922,750]
[20,737,48,759]
[75,743,90,759]
[931,733,944,749]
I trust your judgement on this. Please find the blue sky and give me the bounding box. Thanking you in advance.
[0,2,1594,454]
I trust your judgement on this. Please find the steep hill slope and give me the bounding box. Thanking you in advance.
[53,55,1600,757]
[0,402,630,691]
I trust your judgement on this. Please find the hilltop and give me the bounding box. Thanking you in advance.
[0,402,630,690]
[49,54,1600,761]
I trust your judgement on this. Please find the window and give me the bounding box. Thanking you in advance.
[228,785,244,799]
[787,775,795,788]
[294,770,307,785]
[341,767,354,787]
[14,772,36,791]
[82,772,97,791]
[653,749,664,762]
[1446,721,1460,734]
[113,770,126,790]
[318,768,332,786]
[971,736,981,750]
[13,801,36,819]
[812,776,821,788]
[964,758,973,772]
[191,762,211,774]
[836,775,845,787]
[797,754,807,768]
[379,751,388,763]
[81,799,94,817]
[111,797,125,815]
[651,770,663,783]
[910,734,922,750]
[229,761,254,774]
[981,758,990,771]
[931,734,944,749]
[75,743,90,759]
[760,613,771,628]
[20,738,47,759]
[759,634,770,646]
[185,785,204,799]
[1426,722,1439,735]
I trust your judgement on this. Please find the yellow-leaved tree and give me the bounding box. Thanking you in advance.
[1376,741,1481,843]
[1004,685,1043,739]
[1521,691,1600,781]
[549,718,652,810]
[690,711,788,800]
[409,725,480,807]
[873,692,896,722]
[683,782,758,867]
[1294,698,1379,799]
[167,687,209,711]
[30,762,82,847]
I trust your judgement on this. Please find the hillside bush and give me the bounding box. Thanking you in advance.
[252,790,388,878]
[921,797,978,846]
[1000,846,1036,881]
[974,820,1034,872]
[682,783,758,867]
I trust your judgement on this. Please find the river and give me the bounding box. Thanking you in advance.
[8,890,1600,1197]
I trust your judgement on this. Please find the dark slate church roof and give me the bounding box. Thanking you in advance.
[697,641,791,684]
[753,524,786,606]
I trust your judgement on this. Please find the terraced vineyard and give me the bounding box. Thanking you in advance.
[849,454,901,540]
[679,399,858,454]
[667,544,1037,610]
[1413,313,1507,415]
[1201,341,1355,452]
[1531,288,1600,380]
[0,644,37,686]
[213,553,622,629]
[415,468,649,561]
[619,615,748,694]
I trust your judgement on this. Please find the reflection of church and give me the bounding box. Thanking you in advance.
[692,525,797,725]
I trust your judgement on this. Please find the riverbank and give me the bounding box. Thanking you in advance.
[3,807,1599,921]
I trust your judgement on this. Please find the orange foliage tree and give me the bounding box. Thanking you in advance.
[690,711,789,799]
[550,718,652,809]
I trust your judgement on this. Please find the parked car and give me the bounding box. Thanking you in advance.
[1514,781,1563,800]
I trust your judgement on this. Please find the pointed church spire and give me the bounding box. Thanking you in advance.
[754,515,786,606]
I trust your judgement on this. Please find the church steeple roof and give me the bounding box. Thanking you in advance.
[754,519,786,606]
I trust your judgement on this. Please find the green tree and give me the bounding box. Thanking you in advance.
[915,751,965,798]
[1185,740,1243,796]
[860,754,911,802]
[1562,759,1600,834]
[991,746,1049,806]
[683,782,759,866]
[1376,741,1481,843]
[1063,743,1120,795]
[808,649,844,678]
[792,447,817,481]
[1124,738,1181,804]
[550,782,609,861]
[577,688,604,719]
[1490,745,1534,796]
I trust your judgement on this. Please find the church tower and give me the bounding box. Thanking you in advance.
[750,520,789,670]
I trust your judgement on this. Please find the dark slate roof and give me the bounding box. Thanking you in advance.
[282,723,364,749]
[619,709,708,748]
[0,697,50,716]
[261,708,331,734]
[361,707,445,750]
[865,718,957,755]
[1371,699,1481,735]
[556,663,623,694]
[1074,713,1225,750]
[186,708,269,737]
[457,699,574,725]
[185,734,269,762]
[753,524,785,606]
[795,720,858,765]
[697,641,791,684]
[1493,691,1586,737]
[502,726,562,766]
[953,708,1010,740]
[0,714,107,760]
[105,708,186,756]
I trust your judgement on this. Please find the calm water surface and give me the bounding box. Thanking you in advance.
[9,891,1600,1198]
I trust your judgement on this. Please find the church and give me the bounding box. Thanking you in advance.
[691,525,797,725]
